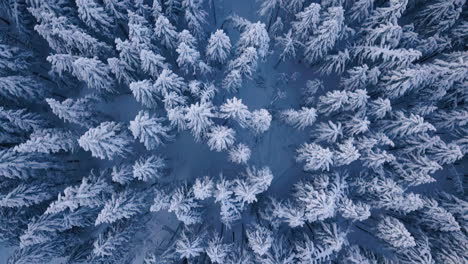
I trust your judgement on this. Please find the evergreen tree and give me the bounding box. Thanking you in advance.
[236,22,270,58]
[192,176,214,200]
[228,143,251,164]
[14,129,78,154]
[92,222,136,260]
[219,97,251,127]
[305,7,345,63]
[0,150,61,179]
[207,125,236,152]
[46,172,112,214]
[315,121,343,143]
[154,69,185,96]
[246,224,273,256]
[0,76,47,102]
[206,236,231,264]
[383,111,436,138]
[184,101,216,141]
[129,80,160,108]
[296,143,334,171]
[182,0,208,37]
[72,57,115,92]
[0,107,46,133]
[76,0,115,37]
[292,3,321,40]
[175,228,205,259]
[416,0,465,34]
[154,15,178,49]
[132,155,166,181]
[176,42,201,74]
[46,96,106,128]
[129,110,173,150]
[0,183,54,208]
[376,216,416,249]
[248,109,272,134]
[140,49,168,78]
[206,29,232,64]
[276,30,304,62]
[95,189,148,225]
[78,122,134,160]
[416,198,461,232]
[0,44,32,74]
[112,164,134,185]
[280,107,317,130]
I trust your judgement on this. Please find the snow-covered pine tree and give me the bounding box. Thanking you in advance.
[129,80,160,108]
[192,176,214,200]
[0,76,47,102]
[236,21,270,58]
[76,0,115,37]
[280,107,317,130]
[78,122,134,160]
[184,101,216,141]
[0,150,62,180]
[72,57,115,92]
[46,172,112,214]
[154,69,186,96]
[228,143,251,164]
[154,15,178,49]
[0,182,55,208]
[246,224,273,256]
[175,228,205,259]
[132,155,166,181]
[13,128,78,153]
[46,96,106,128]
[376,216,416,249]
[206,29,232,64]
[296,143,334,171]
[219,97,251,127]
[304,6,344,63]
[276,30,304,62]
[248,109,272,134]
[95,188,149,225]
[129,110,173,150]
[206,125,236,152]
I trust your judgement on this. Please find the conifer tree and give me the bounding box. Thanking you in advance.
[376,216,416,249]
[78,122,134,160]
[132,155,166,181]
[129,110,173,150]
[46,96,106,128]
[206,30,232,64]
[207,125,236,152]
[95,189,148,225]
[305,6,344,63]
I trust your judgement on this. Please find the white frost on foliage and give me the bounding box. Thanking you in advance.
[129,110,173,150]
[192,176,214,200]
[246,224,273,256]
[78,121,133,160]
[376,216,416,249]
[280,107,317,130]
[132,155,166,181]
[296,143,334,171]
[237,22,270,58]
[206,29,231,64]
[219,97,251,127]
[248,109,272,134]
[184,101,216,141]
[207,125,236,152]
[228,143,251,164]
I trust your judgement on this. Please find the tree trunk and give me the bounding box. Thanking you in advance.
[267,6,280,32]
[211,0,217,26]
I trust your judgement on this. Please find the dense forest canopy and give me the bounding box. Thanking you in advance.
[0,0,466,263]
